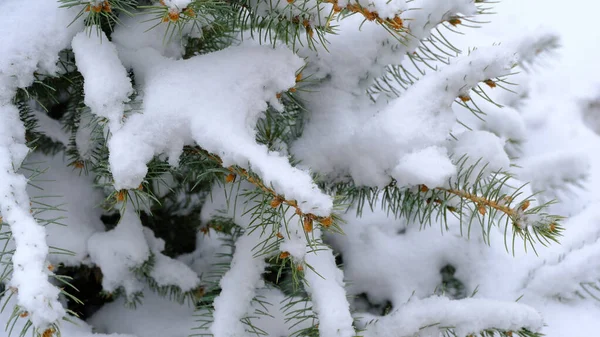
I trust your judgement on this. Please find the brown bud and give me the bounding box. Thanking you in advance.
[520,200,530,211]
[279,251,290,259]
[270,197,283,208]
[448,18,461,26]
[225,173,236,183]
[303,216,313,232]
[459,95,471,102]
[320,216,333,227]
[484,79,497,88]
[194,286,205,298]
[478,205,486,215]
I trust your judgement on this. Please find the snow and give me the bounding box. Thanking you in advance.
[362,296,543,337]
[22,152,105,266]
[392,146,456,188]
[88,209,150,295]
[210,227,267,337]
[72,30,134,132]
[143,228,200,291]
[89,289,197,337]
[4,0,600,336]
[303,238,354,337]
[0,0,83,101]
[107,41,332,215]
[0,293,135,337]
[0,0,84,328]
[451,130,510,177]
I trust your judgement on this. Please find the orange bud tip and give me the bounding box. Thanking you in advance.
[279,251,290,259]
[459,95,471,102]
[276,92,282,99]
[478,205,486,216]
[116,190,126,202]
[448,18,461,26]
[225,173,236,183]
[520,200,530,211]
[295,73,303,82]
[303,216,313,232]
[320,216,333,227]
[19,312,29,318]
[296,264,304,271]
[194,286,205,298]
[168,9,180,21]
[183,7,196,17]
[276,232,284,239]
[484,79,497,88]
[270,197,283,208]
[419,184,429,193]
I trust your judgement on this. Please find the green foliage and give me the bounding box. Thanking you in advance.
[0,1,571,337]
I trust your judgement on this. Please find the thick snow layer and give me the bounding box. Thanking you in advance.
[72,31,133,132]
[0,0,83,101]
[451,130,510,177]
[362,296,543,337]
[0,294,135,337]
[210,227,267,337]
[304,238,355,337]
[88,209,149,295]
[108,43,332,216]
[143,228,200,292]
[0,0,84,328]
[392,146,456,188]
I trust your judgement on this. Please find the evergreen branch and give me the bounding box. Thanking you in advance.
[184,147,336,229]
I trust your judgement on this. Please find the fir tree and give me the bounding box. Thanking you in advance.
[0,1,587,337]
